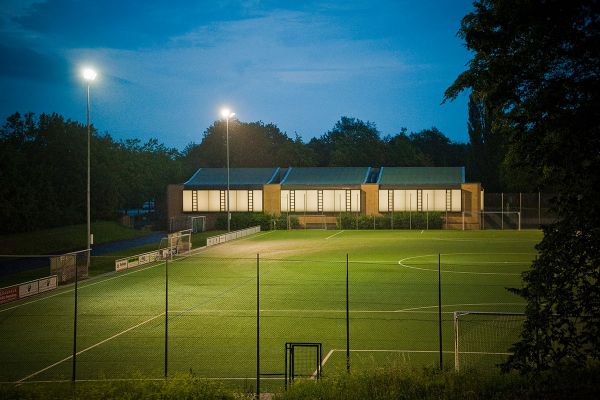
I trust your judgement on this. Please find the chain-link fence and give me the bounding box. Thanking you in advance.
[483,192,556,229]
[0,250,530,394]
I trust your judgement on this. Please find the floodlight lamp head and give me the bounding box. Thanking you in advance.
[221,108,235,119]
[82,67,97,81]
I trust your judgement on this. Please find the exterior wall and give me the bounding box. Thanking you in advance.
[361,184,380,216]
[444,183,482,230]
[169,180,482,229]
[263,184,281,216]
[166,184,184,223]
[462,182,482,229]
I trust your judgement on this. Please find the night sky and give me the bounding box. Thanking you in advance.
[0,0,474,149]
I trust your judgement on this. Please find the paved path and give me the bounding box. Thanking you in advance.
[0,232,165,276]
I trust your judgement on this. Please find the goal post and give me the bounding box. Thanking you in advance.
[155,230,192,261]
[50,249,89,284]
[169,216,206,233]
[190,216,206,233]
[454,311,525,372]
[285,342,322,389]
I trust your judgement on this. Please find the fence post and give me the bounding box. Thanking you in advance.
[346,253,350,373]
[453,312,459,371]
[72,251,81,382]
[165,259,168,378]
[256,254,260,399]
[438,253,443,370]
[538,191,541,227]
[501,192,504,230]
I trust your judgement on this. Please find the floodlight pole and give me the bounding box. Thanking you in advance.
[86,81,91,271]
[226,116,230,232]
[221,110,234,232]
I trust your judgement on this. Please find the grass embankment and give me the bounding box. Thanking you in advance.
[89,230,226,275]
[0,221,155,255]
[0,226,225,286]
[1,367,598,400]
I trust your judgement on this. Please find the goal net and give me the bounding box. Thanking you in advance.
[285,342,322,387]
[50,249,89,284]
[159,229,192,260]
[190,216,206,233]
[169,216,206,233]
[454,311,525,372]
[480,211,521,230]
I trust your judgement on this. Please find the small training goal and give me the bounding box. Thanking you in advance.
[454,311,525,372]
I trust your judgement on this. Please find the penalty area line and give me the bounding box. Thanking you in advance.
[312,349,335,379]
[325,230,344,240]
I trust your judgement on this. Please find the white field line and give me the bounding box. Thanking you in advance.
[0,262,163,314]
[166,302,525,315]
[339,349,456,353]
[17,312,165,383]
[7,376,283,384]
[0,233,244,314]
[325,230,344,240]
[318,348,457,371]
[238,231,274,241]
[398,253,530,276]
[312,349,335,378]
[394,302,526,312]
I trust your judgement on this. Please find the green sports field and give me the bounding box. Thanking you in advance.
[0,229,542,388]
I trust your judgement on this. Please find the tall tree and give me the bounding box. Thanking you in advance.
[0,112,184,233]
[319,117,385,166]
[466,93,506,190]
[445,0,600,371]
[409,127,468,167]
[382,128,430,166]
[182,120,316,174]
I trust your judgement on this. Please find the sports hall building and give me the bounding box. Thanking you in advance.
[167,167,482,229]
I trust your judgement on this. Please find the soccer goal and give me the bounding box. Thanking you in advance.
[480,211,521,230]
[454,311,525,372]
[190,216,206,233]
[169,216,206,233]
[50,249,89,284]
[285,342,322,389]
[158,229,192,260]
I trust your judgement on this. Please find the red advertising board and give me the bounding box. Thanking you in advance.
[0,286,18,304]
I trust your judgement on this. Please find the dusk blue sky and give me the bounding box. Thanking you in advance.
[0,0,474,149]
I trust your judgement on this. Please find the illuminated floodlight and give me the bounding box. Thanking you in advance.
[221,108,235,119]
[82,67,97,81]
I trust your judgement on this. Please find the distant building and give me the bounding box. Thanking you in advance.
[167,166,481,229]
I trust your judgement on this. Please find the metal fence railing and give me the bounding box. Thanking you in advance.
[483,192,556,229]
[0,250,530,396]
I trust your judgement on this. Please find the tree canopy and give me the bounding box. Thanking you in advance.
[446,0,600,371]
[0,112,184,233]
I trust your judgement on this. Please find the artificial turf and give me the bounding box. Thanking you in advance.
[0,229,542,390]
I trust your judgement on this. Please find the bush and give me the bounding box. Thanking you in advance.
[338,212,444,230]
[275,364,600,400]
[0,374,240,400]
[215,212,271,231]
[271,214,300,230]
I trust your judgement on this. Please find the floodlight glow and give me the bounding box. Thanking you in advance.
[221,108,235,118]
[82,67,97,81]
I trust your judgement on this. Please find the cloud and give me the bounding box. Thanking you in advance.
[0,44,70,83]
[12,0,217,49]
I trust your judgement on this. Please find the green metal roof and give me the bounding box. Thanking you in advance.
[378,167,465,186]
[281,167,370,186]
[184,168,279,188]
